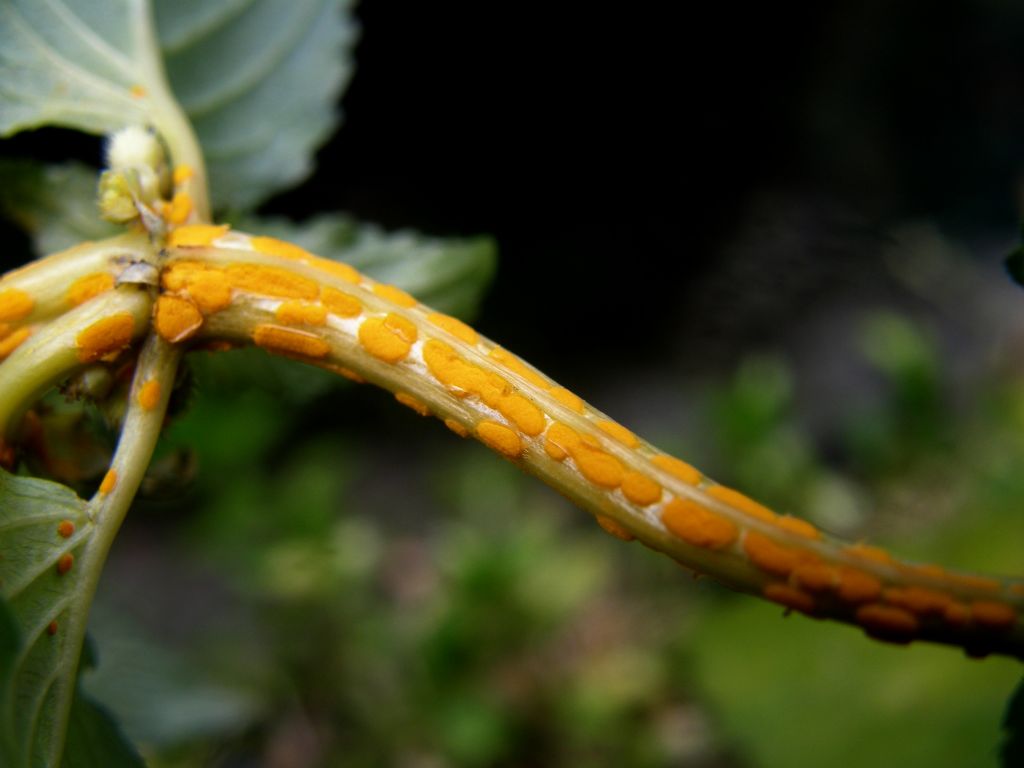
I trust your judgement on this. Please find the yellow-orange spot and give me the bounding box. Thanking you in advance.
[57,553,74,575]
[47,620,59,636]
[0,326,31,360]
[227,263,319,301]
[57,520,75,538]
[776,515,821,539]
[320,287,362,317]
[162,262,233,315]
[548,387,585,413]
[359,314,417,363]
[137,379,162,411]
[661,497,739,550]
[792,562,836,593]
[883,586,953,617]
[650,454,701,486]
[154,294,203,343]
[743,532,815,577]
[76,313,134,363]
[172,164,194,186]
[947,573,1001,593]
[476,420,522,458]
[100,469,118,494]
[764,583,815,613]
[544,421,578,461]
[574,443,625,488]
[497,393,546,436]
[0,322,8,339]
[428,312,479,345]
[167,224,229,248]
[395,391,430,417]
[855,603,920,640]
[596,420,639,448]
[846,542,893,565]
[326,365,364,383]
[621,470,662,506]
[67,273,114,307]
[836,567,883,603]
[444,418,470,438]
[276,301,328,327]
[970,600,1016,630]
[943,601,972,629]
[308,255,361,283]
[252,324,330,359]
[707,485,777,523]
[165,191,193,225]
[0,288,34,322]
[373,283,417,308]
[489,347,549,388]
[250,235,311,262]
[129,84,147,98]
[596,514,635,541]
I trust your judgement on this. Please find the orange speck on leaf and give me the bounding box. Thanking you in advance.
[775,515,820,539]
[707,485,777,523]
[792,562,836,593]
[172,164,194,185]
[227,263,319,301]
[47,621,59,636]
[57,553,74,575]
[444,418,470,438]
[488,347,549,388]
[743,532,814,577]
[129,84,147,98]
[57,520,75,538]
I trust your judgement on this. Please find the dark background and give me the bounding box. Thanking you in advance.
[268,0,1024,383]
[4,0,1024,385]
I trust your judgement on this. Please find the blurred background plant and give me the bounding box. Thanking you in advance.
[2,0,1024,766]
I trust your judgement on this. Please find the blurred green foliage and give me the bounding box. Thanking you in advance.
[70,249,1024,767]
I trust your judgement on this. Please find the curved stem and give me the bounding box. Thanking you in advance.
[47,332,180,765]
[154,230,1024,660]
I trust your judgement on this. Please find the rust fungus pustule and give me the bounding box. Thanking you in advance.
[76,313,135,363]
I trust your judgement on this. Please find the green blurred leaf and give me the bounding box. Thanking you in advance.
[155,0,357,210]
[247,214,498,319]
[60,685,145,768]
[1003,678,1024,768]
[1006,247,1024,289]
[0,0,357,213]
[0,470,95,767]
[0,0,155,136]
[0,159,118,256]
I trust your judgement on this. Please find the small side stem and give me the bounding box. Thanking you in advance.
[47,332,180,765]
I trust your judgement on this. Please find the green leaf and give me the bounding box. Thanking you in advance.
[60,683,145,768]
[0,469,95,768]
[1,0,357,213]
[0,159,118,256]
[1003,678,1024,768]
[247,214,498,319]
[155,0,357,210]
[0,0,155,136]
[1006,247,1024,289]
